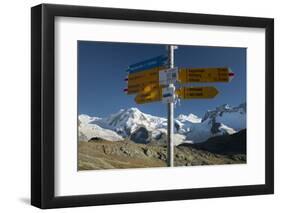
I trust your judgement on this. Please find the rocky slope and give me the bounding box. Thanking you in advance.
[78,129,246,170]
[180,129,246,155]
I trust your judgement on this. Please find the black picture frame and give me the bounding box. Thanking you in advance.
[31,3,274,209]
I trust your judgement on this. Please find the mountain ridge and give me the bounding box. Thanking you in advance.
[79,103,246,145]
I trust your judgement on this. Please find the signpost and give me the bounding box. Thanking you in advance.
[134,87,162,104]
[176,86,219,99]
[127,55,168,73]
[124,47,234,168]
[126,66,164,94]
[159,67,178,85]
[162,86,175,104]
[178,67,233,83]
[125,56,168,95]
[166,45,177,167]
[126,83,161,95]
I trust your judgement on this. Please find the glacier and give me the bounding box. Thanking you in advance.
[78,103,246,145]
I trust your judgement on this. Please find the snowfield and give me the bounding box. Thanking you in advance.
[78,103,246,144]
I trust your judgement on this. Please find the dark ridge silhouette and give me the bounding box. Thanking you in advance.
[179,129,246,155]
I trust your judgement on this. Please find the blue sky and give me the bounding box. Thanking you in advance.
[78,41,246,118]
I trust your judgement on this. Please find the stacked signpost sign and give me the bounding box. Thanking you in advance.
[124,45,234,167]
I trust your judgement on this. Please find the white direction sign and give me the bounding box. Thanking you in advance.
[162,86,175,104]
[159,67,178,85]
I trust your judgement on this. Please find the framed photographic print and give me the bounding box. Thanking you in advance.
[31,3,274,209]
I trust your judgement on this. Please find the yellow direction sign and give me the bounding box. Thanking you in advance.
[127,66,164,94]
[176,86,219,99]
[127,83,162,95]
[127,67,164,94]
[178,67,231,83]
[134,87,162,104]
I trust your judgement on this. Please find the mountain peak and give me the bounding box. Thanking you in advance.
[78,102,246,144]
[200,103,246,134]
[79,114,101,125]
[126,107,141,113]
[177,113,201,123]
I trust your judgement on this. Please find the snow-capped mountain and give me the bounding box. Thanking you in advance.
[185,103,246,143]
[79,114,101,124]
[78,103,246,144]
[177,113,202,123]
[100,108,167,137]
[79,116,123,142]
[202,103,246,131]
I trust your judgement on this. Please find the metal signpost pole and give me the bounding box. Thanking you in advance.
[126,46,232,168]
[167,45,176,167]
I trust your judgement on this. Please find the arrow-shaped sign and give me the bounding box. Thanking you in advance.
[176,86,219,99]
[127,55,168,74]
[126,82,162,95]
[134,87,162,104]
[178,67,234,83]
[126,66,164,90]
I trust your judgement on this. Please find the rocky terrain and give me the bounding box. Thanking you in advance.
[78,103,246,170]
[78,129,246,170]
